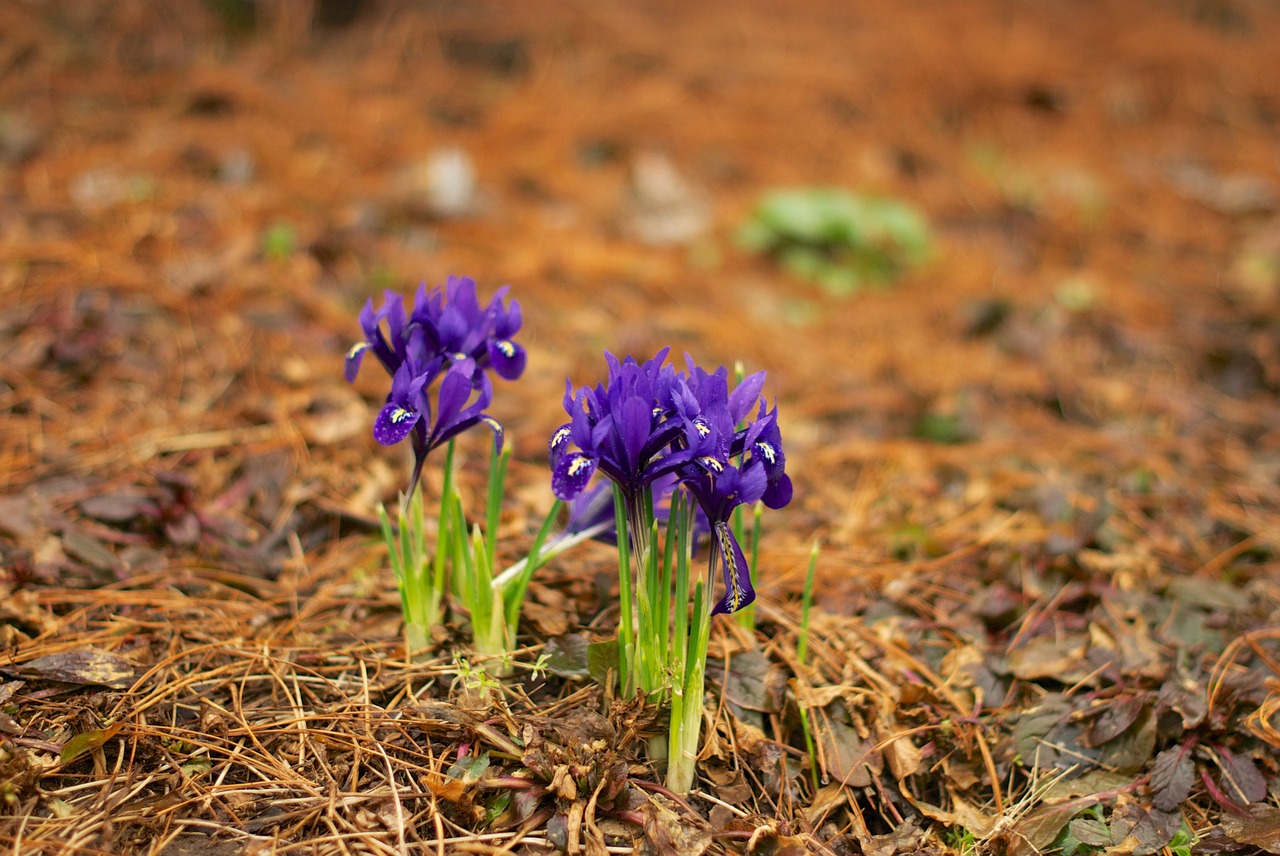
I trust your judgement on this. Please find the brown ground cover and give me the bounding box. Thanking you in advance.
[2,1,1279,853]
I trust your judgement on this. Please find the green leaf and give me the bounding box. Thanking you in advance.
[1068,816,1112,848]
[446,751,490,784]
[60,722,123,765]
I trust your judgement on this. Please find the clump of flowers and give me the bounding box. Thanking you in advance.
[347,276,562,664]
[348,282,796,793]
[549,350,792,792]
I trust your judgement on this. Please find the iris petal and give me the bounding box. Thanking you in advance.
[763,473,793,509]
[373,402,420,446]
[344,342,369,383]
[488,338,527,380]
[552,452,598,501]
[710,521,755,615]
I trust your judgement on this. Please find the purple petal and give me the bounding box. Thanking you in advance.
[373,402,420,446]
[344,341,369,383]
[618,395,652,471]
[728,371,766,423]
[710,522,755,615]
[432,369,476,435]
[762,473,793,509]
[478,415,505,456]
[488,338,527,380]
[549,422,573,467]
[552,452,598,501]
[495,297,522,338]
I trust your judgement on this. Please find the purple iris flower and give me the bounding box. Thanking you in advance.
[680,463,768,615]
[549,349,792,616]
[664,359,792,614]
[406,276,527,384]
[346,277,521,497]
[547,349,687,503]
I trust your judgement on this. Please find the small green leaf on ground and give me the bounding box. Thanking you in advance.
[60,722,123,765]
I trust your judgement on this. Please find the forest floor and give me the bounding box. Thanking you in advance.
[1,1,1279,854]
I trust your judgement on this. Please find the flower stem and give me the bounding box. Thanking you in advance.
[667,578,709,794]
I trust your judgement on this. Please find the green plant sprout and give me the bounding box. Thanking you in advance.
[796,540,821,792]
[738,187,932,296]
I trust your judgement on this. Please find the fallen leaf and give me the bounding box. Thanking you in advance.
[78,490,153,523]
[1108,794,1180,855]
[60,722,124,765]
[1007,632,1091,683]
[543,633,591,679]
[640,796,710,856]
[1082,695,1148,746]
[815,703,881,788]
[9,649,136,688]
[1068,816,1112,847]
[1149,743,1194,812]
[1221,803,1280,854]
[713,648,786,716]
[995,802,1082,856]
[1208,744,1267,805]
[1040,769,1134,804]
[1097,707,1156,774]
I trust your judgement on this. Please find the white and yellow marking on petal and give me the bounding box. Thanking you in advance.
[495,339,516,357]
[716,523,744,613]
[698,455,724,473]
[755,441,777,464]
[389,406,414,423]
[567,455,593,476]
[347,342,368,360]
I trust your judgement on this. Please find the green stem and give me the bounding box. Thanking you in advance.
[612,484,636,698]
[667,579,709,794]
[797,541,821,791]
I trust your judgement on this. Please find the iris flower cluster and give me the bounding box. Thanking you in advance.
[346,276,533,663]
[348,279,797,793]
[345,276,526,495]
[548,349,792,615]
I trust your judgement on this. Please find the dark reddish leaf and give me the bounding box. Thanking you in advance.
[1098,707,1155,775]
[1083,695,1147,746]
[1156,676,1207,730]
[1210,745,1267,805]
[1221,804,1280,854]
[1150,743,1195,812]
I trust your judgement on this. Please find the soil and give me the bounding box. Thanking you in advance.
[2,1,1279,854]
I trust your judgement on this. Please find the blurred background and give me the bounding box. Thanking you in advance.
[2,0,1279,601]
